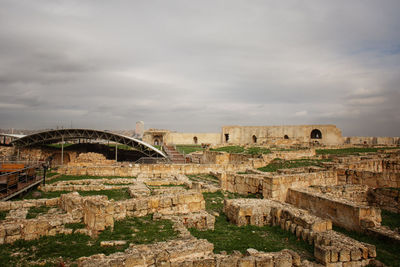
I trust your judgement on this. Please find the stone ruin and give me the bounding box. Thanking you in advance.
[1,148,399,266]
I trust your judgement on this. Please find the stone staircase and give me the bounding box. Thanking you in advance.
[163,145,186,164]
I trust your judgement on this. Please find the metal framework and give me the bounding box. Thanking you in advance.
[10,129,167,158]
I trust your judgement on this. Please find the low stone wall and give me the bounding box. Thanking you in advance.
[121,191,205,218]
[58,163,257,177]
[337,169,400,188]
[220,169,337,202]
[304,185,369,205]
[0,208,77,244]
[0,198,59,211]
[368,188,400,213]
[286,188,381,232]
[262,149,316,161]
[334,155,400,173]
[224,199,332,232]
[77,238,301,267]
[224,198,376,266]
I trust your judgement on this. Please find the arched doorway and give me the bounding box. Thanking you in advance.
[284,135,289,139]
[224,134,229,143]
[154,139,160,146]
[310,129,322,139]
[193,136,198,144]
[252,135,257,143]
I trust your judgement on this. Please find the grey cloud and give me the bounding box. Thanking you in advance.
[0,0,399,136]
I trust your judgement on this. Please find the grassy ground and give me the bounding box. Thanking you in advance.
[186,174,220,185]
[210,146,271,155]
[26,206,52,219]
[15,188,131,201]
[333,226,400,267]
[0,210,7,220]
[47,175,136,184]
[46,172,59,178]
[189,191,314,259]
[381,209,400,230]
[0,214,178,266]
[316,147,398,155]
[257,158,330,172]
[175,145,204,154]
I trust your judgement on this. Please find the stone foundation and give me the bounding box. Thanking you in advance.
[286,188,381,232]
[219,169,337,202]
[368,187,400,213]
[224,198,377,266]
[337,169,400,188]
[77,238,301,267]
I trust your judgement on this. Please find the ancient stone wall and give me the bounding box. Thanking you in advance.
[224,198,377,266]
[221,124,343,145]
[303,185,369,205]
[368,188,400,213]
[77,238,301,267]
[220,169,337,202]
[68,152,116,167]
[286,188,381,232]
[58,162,262,177]
[337,169,400,188]
[121,191,205,217]
[345,136,400,145]
[0,198,59,211]
[165,132,222,145]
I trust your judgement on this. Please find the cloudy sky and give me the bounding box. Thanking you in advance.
[1,1,399,136]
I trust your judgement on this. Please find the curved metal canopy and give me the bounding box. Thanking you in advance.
[10,128,167,158]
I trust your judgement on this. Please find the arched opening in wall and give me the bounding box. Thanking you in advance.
[252,135,257,143]
[345,137,350,144]
[154,139,160,146]
[284,135,289,139]
[193,136,198,144]
[224,134,229,142]
[310,129,322,139]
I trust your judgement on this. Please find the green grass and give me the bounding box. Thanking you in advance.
[210,146,245,154]
[190,214,313,258]
[186,174,219,184]
[202,191,261,214]
[0,215,178,266]
[190,191,313,259]
[0,210,7,220]
[333,226,400,267]
[153,145,162,150]
[26,206,52,219]
[65,223,86,231]
[381,210,400,230]
[47,175,136,184]
[257,158,330,172]
[245,147,272,155]
[18,189,131,201]
[175,145,204,154]
[316,147,399,155]
[210,146,271,155]
[46,172,59,178]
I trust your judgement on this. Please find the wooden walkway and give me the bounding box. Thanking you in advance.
[0,163,43,201]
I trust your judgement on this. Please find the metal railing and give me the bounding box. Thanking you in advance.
[0,162,45,201]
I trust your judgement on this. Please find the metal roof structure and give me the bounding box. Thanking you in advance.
[10,128,167,158]
[0,133,26,140]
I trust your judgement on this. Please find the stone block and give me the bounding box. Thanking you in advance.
[238,256,255,267]
[339,248,351,262]
[350,248,361,261]
[314,245,330,264]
